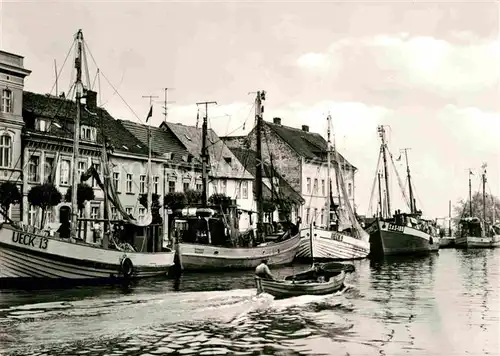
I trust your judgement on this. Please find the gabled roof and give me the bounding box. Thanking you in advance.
[22,91,148,156]
[161,122,253,180]
[229,147,304,205]
[264,120,356,170]
[120,120,201,168]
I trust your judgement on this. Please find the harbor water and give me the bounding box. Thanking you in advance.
[0,248,498,356]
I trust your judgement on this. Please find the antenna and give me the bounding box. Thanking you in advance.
[163,88,176,123]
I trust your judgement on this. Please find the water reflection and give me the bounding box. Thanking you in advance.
[0,251,499,355]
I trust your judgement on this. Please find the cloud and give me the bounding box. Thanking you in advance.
[295,33,500,100]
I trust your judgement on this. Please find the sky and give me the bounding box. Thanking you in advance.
[1,0,499,220]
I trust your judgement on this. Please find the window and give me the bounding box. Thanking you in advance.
[139,175,146,194]
[321,179,325,196]
[92,163,101,188]
[306,178,311,194]
[90,206,100,220]
[111,207,119,220]
[45,157,55,183]
[78,161,86,181]
[183,182,189,192]
[37,119,51,132]
[138,207,146,220]
[28,156,40,182]
[1,89,12,113]
[113,172,120,192]
[46,209,54,224]
[313,179,318,195]
[0,134,11,167]
[348,183,352,197]
[242,181,248,199]
[314,208,318,224]
[168,181,175,193]
[125,207,133,217]
[28,204,37,225]
[80,125,96,142]
[220,180,227,195]
[153,176,159,194]
[60,159,71,185]
[126,174,133,193]
[320,209,324,225]
[306,208,310,224]
[196,183,202,191]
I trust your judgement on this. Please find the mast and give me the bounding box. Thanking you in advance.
[469,170,473,217]
[70,30,84,238]
[401,148,414,213]
[196,101,217,207]
[377,125,391,218]
[377,172,383,218]
[448,200,452,236]
[255,91,265,241]
[332,128,341,211]
[326,114,332,229]
[482,166,487,224]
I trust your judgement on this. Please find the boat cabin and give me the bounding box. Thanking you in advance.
[459,217,484,237]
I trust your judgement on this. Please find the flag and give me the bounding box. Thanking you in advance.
[469,169,474,176]
[196,108,200,128]
[146,105,153,123]
[396,154,401,161]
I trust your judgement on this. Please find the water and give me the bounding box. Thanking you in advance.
[0,249,498,356]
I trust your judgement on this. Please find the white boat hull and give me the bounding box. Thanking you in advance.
[0,223,175,282]
[455,235,500,248]
[177,233,301,271]
[255,270,346,299]
[297,227,370,260]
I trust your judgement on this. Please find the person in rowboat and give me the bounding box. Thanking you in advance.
[255,259,275,280]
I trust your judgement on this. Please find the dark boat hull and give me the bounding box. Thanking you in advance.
[366,219,439,257]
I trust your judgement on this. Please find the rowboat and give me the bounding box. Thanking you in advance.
[255,269,346,299]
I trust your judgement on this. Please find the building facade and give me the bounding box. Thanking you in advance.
[223,117,357,228]
[0,50,31,222]
[159,122,256,229]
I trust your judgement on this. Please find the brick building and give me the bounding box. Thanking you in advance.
[223,117,357,228]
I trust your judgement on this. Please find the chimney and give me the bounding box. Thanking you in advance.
[302,125,309,132]
[85,90,97,111]
[273,117,281,125]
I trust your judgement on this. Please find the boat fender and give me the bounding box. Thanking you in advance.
[121,257,134,278]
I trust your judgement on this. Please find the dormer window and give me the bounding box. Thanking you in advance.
[36,118,51,132]
[1,89,12,113]
[80,125,97,142]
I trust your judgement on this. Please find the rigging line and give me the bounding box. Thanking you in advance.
[367,150,382,216]
[100,69,126,107]
[99,71,143,124]
[203,106,254,151]
[388,152,411,210]
[48,38,76,97]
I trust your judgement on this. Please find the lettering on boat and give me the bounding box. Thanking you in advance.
[12,231,49,250]
[387,224,405,233]
[194,248,204,254]
[331,233,343,242]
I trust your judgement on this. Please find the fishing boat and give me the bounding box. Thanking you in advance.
[455,165,500,248]
[365,125,440,257]
[0,30,175,284]
[297,114,369,260]
[255,225,351,299]
[173,91,301,271]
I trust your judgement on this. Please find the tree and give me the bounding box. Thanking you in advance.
[28,183,62,228]
[208,193,232,210]
[139,193,162,224]
[164,192,187,211]
[0,182,22,221]
[64,183,95,216]
[277,197,294,221]
[453,191,500,226]
[185,189,202,205]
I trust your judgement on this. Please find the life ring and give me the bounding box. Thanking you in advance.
[120,257,134,278]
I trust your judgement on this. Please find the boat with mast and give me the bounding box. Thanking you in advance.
[455,164,500,248]
[0,30,175,284]
[296,114,369,260]
[173,91,301,271]
[365,125,440,257]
